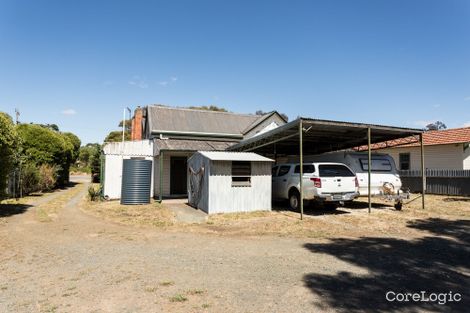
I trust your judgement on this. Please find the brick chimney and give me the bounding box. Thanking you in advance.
[131,106,143,141]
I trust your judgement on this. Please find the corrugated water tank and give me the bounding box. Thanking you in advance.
[121,159,152,205]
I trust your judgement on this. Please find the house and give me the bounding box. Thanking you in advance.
[128,105,287,199]
[187,151,273,214]
[374,127,470,170]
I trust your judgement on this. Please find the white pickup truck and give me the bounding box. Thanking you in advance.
[272,162,359,210]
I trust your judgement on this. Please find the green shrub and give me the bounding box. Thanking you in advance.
[20,163,40,195]
[0,112,18,199]
[38,164,57,191]
[88,185,101,201]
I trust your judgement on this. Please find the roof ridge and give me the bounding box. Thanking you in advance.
[147,104,258,118]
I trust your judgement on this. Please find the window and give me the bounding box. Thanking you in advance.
[277,165,291,177]
[399,153,410,170]
[232,161,251,187]
[319,165,355,177]
[294,164,315,174]
[359,158,393,172]
[272,166,279,177]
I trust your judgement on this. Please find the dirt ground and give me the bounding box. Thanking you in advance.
[1,176,469,313]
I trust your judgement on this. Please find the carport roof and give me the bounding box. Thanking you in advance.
[228,118,423,155]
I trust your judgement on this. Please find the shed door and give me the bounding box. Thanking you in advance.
[170,157,187,195]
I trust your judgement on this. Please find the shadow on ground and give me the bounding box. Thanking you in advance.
[343,199,394,210]
[272,200,350,216]
[303,218,470,312]
[443,197,470,202]
[58,181,79,190]
[0,204,33,217]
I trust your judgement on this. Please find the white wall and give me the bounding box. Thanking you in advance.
[380,143,465,170]
[103,155,154,199]
[463,144,470,170]
[207,161,272,214]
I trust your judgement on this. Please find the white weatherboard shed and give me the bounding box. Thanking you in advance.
[188,151,274,214]
[103,140,154,199]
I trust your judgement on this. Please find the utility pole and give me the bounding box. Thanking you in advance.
[15,108,20,124]
[122,108,126,143]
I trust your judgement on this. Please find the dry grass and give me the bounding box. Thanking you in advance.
[80,199,175,228]
[169,294,188,302]
[0,190,56,206]
[35,184,85,222]
[78,192,469,239]
[178,194,470,239]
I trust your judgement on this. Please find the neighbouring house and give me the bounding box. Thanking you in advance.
[103,105,287,200]
[375,127,470,170]
[187,151,273,214]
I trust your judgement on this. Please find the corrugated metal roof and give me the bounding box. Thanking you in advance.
[147,106,260,135]
[198,151,274,162]
[154,139,234,154]
[103,140,154,156]
[229,117,423,155]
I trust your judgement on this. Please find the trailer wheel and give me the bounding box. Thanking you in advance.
[394,201,403,211]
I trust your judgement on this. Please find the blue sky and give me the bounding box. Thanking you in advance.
[0,0,469,144]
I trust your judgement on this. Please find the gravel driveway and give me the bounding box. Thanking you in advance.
[1,176,468,312]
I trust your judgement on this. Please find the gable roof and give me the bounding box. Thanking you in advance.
[147,105,260,137]
[242,111,288,135]
[361,126,470,150]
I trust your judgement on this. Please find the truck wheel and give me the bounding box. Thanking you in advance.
[289,190,300,211]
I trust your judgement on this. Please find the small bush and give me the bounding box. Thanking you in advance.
[20,163,40,195]
[38,164,58,191]
[169,294,187,302]
[88,185,101,201]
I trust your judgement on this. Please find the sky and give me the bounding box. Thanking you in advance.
[0,0,469,144]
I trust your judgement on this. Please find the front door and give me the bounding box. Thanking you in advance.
[170,157,187,195]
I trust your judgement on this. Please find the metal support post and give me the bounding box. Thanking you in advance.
[158,151,164,203]
[368,127,372,214]
[299,120,304,220]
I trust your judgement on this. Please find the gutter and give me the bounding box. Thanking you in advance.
[151,129,243,140]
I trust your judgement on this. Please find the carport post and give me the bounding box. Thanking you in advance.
[367,127,372,214]
[299,119,304,220]
[420,134,426,209]
[158,150,163,203]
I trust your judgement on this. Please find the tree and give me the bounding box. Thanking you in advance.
[0,112,18,198]
[118,119,132,132]
[89,144,102,183]
[104,131,131,142]
[255,110,289,122]
[425,121,447,131]
[188,105,228,112]
[63,132,81,163]
[75,143,100,173]
[16,124,79,186]
[39,123,60,131]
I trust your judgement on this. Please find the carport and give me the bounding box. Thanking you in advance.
[229,118,425,219]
